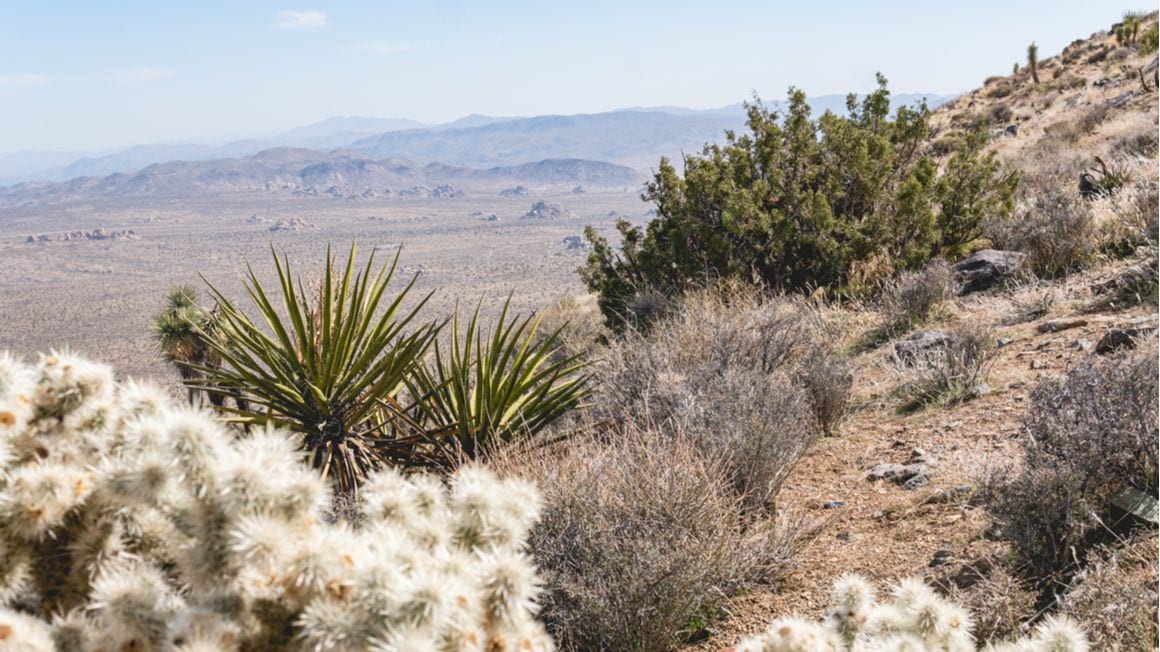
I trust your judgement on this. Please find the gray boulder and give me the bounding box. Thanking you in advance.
[953,249,1024,294]
[894,329,953,364]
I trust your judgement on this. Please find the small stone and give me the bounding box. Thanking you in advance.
[930,550,953,567]
[1075,339,1094,352]
[822,500,846,509]
[997,337,1014,347]
[968,382,991,398]
[903,472,931,490]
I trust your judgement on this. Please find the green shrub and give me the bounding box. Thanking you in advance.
[0,352,553,651]
[580,75,1018,331]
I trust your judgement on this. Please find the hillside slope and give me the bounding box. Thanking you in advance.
[694,13,1159,649]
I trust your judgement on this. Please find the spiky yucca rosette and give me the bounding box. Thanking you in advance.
[0,351,552,651]
[730,574,1089,652]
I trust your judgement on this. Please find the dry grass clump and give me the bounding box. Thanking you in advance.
[1004,183,1098,278]
[893,322,997,412]
[878,259,956,336]
[730,575,1089,651]
[1002,280,1059,325]
[533,294,610,364]
[0,351,553,651]
[947,565,1037,643]
[1059,534,1158,650]
[597,282,850,507]
[496,428,794,652]
[987,340,1159,581]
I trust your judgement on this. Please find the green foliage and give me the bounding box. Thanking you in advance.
[407,298,592,459]
[193,243,441,495]
[1027,42,1040,84]
[1013,62,1020,75]
[150,285,221,403]
[580,75,1018,331]
[1142,23,1159,54]
[1117,12,1143,45]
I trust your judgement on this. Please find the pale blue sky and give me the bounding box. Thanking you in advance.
[0,1,1133,152]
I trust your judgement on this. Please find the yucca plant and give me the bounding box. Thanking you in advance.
[408,298,592,460]
[192,243,442,496]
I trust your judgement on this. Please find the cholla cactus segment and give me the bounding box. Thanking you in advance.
[734,576,1088,652]
[0,351,553,651]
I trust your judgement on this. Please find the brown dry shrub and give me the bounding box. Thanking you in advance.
[596,283,849,508]
[1060,534,1159,650]
[893,321,997,412]
[494,428,800,652]
[534,293,610,364]
[879,259,956,335]
[948,564,1037,643]
[987,340,1159,580]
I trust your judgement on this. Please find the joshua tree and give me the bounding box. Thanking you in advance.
[151,285,219,403]
[1118,12,1142,46]
[1027,42,1040,84]
[1012,62,1020,75]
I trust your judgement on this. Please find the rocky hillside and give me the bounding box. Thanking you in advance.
[0,149,642,202]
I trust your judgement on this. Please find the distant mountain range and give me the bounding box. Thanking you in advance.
[0,149,641,202]
[0,93,951,200]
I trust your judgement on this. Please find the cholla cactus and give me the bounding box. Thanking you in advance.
[0,351,553,651]
[733,575,1088,652]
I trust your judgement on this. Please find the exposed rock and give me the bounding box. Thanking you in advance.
[246,214,267,224]
[268,217,319,233]
[398,185,433,198]
[923,486,975,505]
[521,200,573,220]
[894,330,953,364]
[866,448,936,490]
[822,500,846,509]
[1037,317,1088,333]
[1095,314,1158,355]
[499,185,529,197]
[25,229,139,243]
[571,185,586,194]
[1005,124,1018,136]
[562,235,587,250]
[953,249,1024,294]
[476,213,499,222]
[430,184,463,199]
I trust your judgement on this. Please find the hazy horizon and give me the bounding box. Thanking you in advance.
[0,1,1134,152]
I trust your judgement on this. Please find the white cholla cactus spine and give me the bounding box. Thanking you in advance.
[0,351,554,651]
[734,575,1088,652]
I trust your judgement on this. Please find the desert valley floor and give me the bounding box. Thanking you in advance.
[0,190,646,382]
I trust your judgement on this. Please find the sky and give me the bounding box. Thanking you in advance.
[0,1,1134,152]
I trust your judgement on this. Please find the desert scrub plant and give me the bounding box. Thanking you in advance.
[192,243,442,495]
[532,294,609,365]
[406,297,592,460]
[581,75,1018,330]
[986,340,1159,582]
[495,426,795,652]
[151,285,221,403]
[893,322,996,412]
[1001,183,1097,278]
[729,575,1089,651]
[877,259,956,337]
[946,564,1037,643]
[1059,534,1158,650]
[596,282,849,507]
[0,351,554,651]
